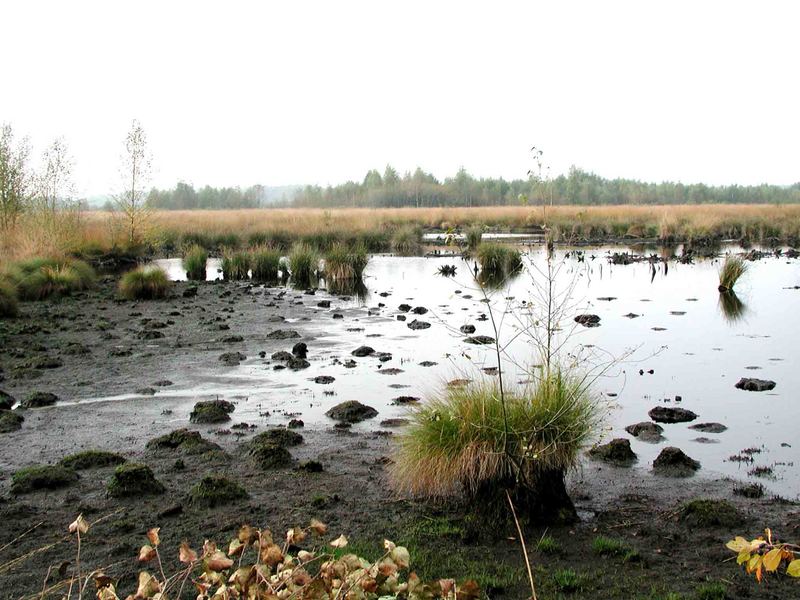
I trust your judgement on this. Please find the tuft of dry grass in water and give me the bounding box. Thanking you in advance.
[390,373,601,499]
[718,255,747,292]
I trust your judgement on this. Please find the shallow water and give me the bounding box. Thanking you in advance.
[151,249,800,496]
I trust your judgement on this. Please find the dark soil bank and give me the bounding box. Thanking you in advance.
[0,278,798,599]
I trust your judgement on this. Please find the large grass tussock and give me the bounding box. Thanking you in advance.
[718,255,747,292]
[249,246,282,281]
[182,245,208,280]
[4,257,95,300]
[118,266,171,300]
[0,279,19,317]
[288,244,319,283]
[324,244,368,280]
[390,372,601,500]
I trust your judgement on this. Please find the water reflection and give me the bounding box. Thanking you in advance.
[323,277,370,303]
[718,291,748,323]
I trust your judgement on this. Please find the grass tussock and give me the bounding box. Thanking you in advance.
[718,255,747,292]
[390,373,600,500]
[249,246,282,281]
[324,244,368,280]
[0,279,19,317]
[4,257,95,300]
[182,245,208,280]
[391,226,423,256]
[288,243,320,284]
[476,243,522,279]
[465,225,483,252]
[118,266,171,300]
[221,250,251,280]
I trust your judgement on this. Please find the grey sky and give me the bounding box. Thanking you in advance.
[2,0,798,196]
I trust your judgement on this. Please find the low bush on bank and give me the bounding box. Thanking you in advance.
[221,250,251,280]
[324,244,369,280]
[390,373,600,523]
[4,257,96,300]
[250,246,282,281]
[289,243,319,284]
[182,244,208,280]
[118,266,171,300]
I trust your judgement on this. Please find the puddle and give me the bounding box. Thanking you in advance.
[138,247,800,496]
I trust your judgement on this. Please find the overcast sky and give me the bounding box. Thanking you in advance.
[2,1,798,196]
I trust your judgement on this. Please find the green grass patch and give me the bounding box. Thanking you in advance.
[5,257,95,300]
[476,243,522,281]
[694,582,726,600]
[465,225,483,252]
[592,536,631,557]
[182,244,208,280]
[680,498,743,528]
[249,246,281,281]
[553,568,583,593]
[221,250,251,280]
[535,534,561,554]
[118,266,171,300]
[324,243,368,280]
[288,243,319,284]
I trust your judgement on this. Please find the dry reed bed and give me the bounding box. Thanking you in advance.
[2,204,799,266]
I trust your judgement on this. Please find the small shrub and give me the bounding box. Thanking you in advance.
[391,226,423,256]
[221,250,251,280]
[60,450,126,470]
[288,243,319,284]
[118,266,171,300]
[250,246,281,281]
[189,475,248,507]
[476,243,522,280]
[182,244,208,280]
[12,464,78,493]
[324,244,368,280]
[553,568,582,593]
[718,255,747,292]
[0,279,19,317]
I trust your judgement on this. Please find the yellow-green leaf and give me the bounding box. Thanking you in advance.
[726,537,749,553]
[737,551,751,565]
[747,554,762,573]
[787,559,800,577]
[763,548,782,572]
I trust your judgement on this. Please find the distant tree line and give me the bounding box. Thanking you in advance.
[291,165,800,208]
[145,183,281,210]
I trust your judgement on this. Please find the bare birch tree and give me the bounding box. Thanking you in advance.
[0,123,32,230]
[115,119,151,247]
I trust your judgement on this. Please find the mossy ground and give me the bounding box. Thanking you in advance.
[189,475,249,507]
[107,463,165,497]
[11,464,78,493]
[59,450,127,470]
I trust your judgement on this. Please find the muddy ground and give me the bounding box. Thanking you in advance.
[0,277,798,599]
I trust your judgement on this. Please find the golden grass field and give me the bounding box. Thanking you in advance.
[3,204,800,264]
